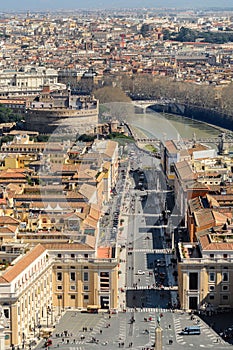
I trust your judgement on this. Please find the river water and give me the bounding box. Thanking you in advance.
[125,110,221,142]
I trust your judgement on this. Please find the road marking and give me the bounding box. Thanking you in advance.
[126,307,169,313]
[133,248,172,253]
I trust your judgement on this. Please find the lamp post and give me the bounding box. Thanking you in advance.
[47,306,52,327]
[37,319,41,339]
[46,308,49,328]
[33,319,36,338]
[58,296,61,316]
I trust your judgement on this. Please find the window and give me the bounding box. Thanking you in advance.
[70,295,76,300]
[57,272,62,281]
[222,272,229,282]
[209,295,215,300]
[84,295,89,300]
[70,285,76,291]
[70,266,75,269]
[57,254,62,258]
[209,272,215,283]
[83,285,89,291]
[189,272,198,290]
[83,272,89,282]
[57,295,62,300]
[210,254,214,259]
[222,285,229,291]
[100,272,109,277]
[170,164,175,173]
[70,272,76,282]
[3,309,9,319]
[57,285,62,290]
[222,295,229,300]
[84,254,88,258]
[209,285,215,292]
[84,266,88,269]
[223,254,228,259]
[71,254,75,258]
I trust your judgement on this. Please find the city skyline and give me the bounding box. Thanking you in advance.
[1,0,233,11]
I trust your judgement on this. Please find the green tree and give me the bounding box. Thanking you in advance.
[0,106,22,123]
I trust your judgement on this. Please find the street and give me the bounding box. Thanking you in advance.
[34,144,232,349]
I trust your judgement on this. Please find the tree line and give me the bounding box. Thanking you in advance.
[163,27,233,44]
[94,75,233,118]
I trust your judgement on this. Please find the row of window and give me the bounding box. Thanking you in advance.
[56,252,89,259]
[209,272,229,283]
[209,254,230,259]
[209,285,229,292]
[57,294,89,300]
[57,271,89,282]
[209,294,230,301]
[57,284,89,291]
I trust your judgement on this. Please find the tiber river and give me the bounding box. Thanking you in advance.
[101,102,232,149]
[125,110,221,141]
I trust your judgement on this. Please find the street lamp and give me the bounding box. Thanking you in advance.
[47,306,52,327]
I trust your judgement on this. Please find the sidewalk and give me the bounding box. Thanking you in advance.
[117,197,130,311]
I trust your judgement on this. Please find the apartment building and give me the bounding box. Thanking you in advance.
[45,244,118,312]
[0,244,53,348]
[178,224,233,312]
[0,243,118,348]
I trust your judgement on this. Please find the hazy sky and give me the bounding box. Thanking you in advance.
[1,0,233,11]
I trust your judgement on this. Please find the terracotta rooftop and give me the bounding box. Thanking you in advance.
[0,216,20,225]
[42,243,94,251]
[97,247,112,259]
[164,140,179,154]
[1,244,46,283]
[176,160,196,181]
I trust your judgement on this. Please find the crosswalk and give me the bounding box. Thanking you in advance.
[126,307,169,313]
[125,285,178,291]
[132,248,172,253]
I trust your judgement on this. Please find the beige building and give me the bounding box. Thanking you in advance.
[45,243,118,313]
[178,224,233,312]
[0,244,53,348]
[0,243,118,348]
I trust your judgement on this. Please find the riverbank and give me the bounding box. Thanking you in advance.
[159,111,233,136]
[149,102,233,133]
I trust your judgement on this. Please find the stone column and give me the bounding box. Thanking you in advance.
[0,325,5,350]
[154,325,163,350]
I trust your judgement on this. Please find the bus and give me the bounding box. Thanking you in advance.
[180,326,201,335]
[87,305,100,314]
